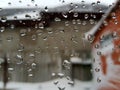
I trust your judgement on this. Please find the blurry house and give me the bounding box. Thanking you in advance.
[85,0,120,90]
[0,0,117,87]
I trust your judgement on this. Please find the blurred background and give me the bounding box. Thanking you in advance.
[0,0,116,90]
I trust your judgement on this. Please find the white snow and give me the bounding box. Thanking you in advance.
[0,79,93,90]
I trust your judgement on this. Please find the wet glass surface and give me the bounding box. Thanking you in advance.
[0,0,118,90]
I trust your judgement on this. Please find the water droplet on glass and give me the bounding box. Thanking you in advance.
[0,27,5,32]
[87,34,94,42]
[97,77,101,83]
[54,17,61,22]
[84,14,89,19]
[97,51,101,55]
[6,36,13,42]
[68,81,74,86]
[58,87,65,90]
[44,6,48,12]
[8,67,14,71]
[57,73,64,78]
[31,62,37,68]
[54,80,59,85]
[28,73,33,77]
[65,21,69,26]
[73,12,78,17]
[10,24,15,29]
[1,17,7,22]
[38,22,44,29]
[62,12,68,18]
[0,8,2,11]
[97,1,100,4]
[95,67,100,72]
[91,2,96,6]
[94,44,99,49]
[31,34,37,40]
[52,73,56,77]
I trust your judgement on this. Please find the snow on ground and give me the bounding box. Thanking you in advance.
[0,78,93,90]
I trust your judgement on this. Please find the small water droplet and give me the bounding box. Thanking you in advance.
[31,62,37,68]
[0,27,5,32]
[91,2,96,6]
[58,87,65,90]
[73,12,78,17]
[97,51,101,55]
[8,67,14,71]
[54,17,61,22]
[87,34,94,42]
[44,6,48,12]
[68,81,74,86]
[51,73,56,77]
[94,44,99,49]
[1,17,7,22]
[28,73,33,77]
[57,73,64,78]
[95,67,100,72]
[97,77,101,83]
[62,12,68,18]
[54,80,59,85]
[31,34,37,40]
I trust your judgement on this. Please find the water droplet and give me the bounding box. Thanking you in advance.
[0,27,5,32]
[65,21,69,26]
[54,80,59,85]
[112,32,117,38]
[82,4,86,8]
[94,44,99,49]
[28,68,32,72]
[54,17,61,22]
[16,54,23,59]
[6,36,13,42]
[28,73,33,77]
[0,8,2,11]
[31,0,35,3]
[91,2,96,6]
[31,34,37,40]
[97,51,101,55]
[82,21,87,25]
[73,12,78,17]
[1,17,7,22]
[8,67,14,71]
[87,34,94,42]
[57,73,64,78]
[44,6,48,12]
[62,12,68,18]
[20,29,27,37]
[95,67,100,72]
[97,77,101,83]
[8,2,11,5]
[68,81,74,86]
[10,24,15,29]
[97,1,100,4]
[58,87,65,90]
[29,53,35,57]
[77,19,81,24]
[25,14,31,19]
[38,22,44,29]
[51,73,56,77]
[31,62,37,68]
[84,14,89,19]
[89,19,95,24]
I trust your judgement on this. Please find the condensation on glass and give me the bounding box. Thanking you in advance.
[0,0,117,90]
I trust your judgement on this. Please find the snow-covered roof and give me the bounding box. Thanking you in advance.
[0,0,117,20]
